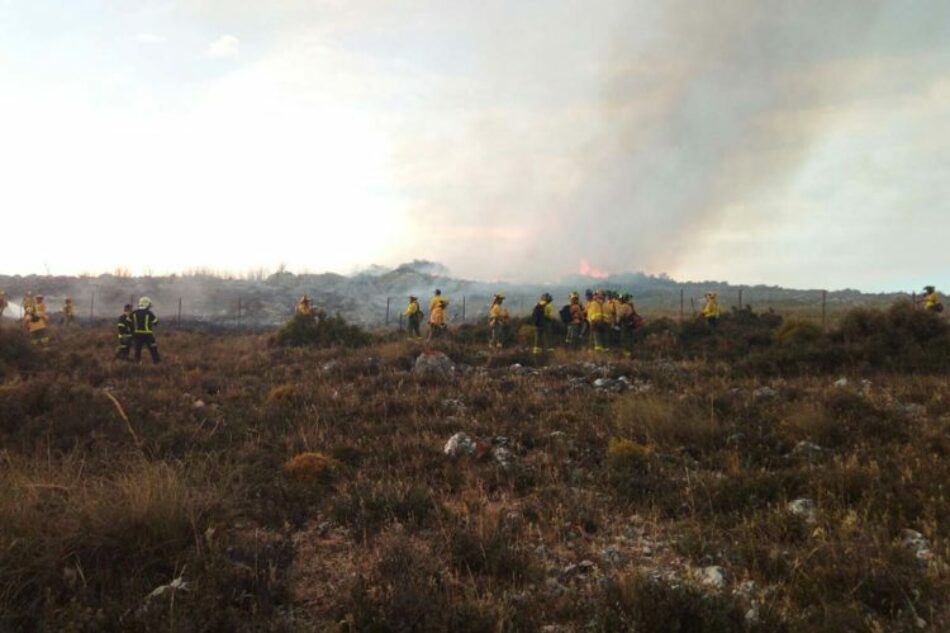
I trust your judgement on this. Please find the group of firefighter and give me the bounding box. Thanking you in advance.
[0,290,161,364]
[398,284,946,354]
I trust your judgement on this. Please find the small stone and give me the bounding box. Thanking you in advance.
[443,432,477,457]
[492,446,515,469]
[753,386,778,399]
[833,377,849,388]
[601,546,627,567]
[745,605,761,625]
[700,566,726,589]
[792,440,825,460]
[787,498,817,524]
[193,399,206,409]
[412,351,455,379]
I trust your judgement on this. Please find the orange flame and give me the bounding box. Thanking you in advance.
[578,258,609,279]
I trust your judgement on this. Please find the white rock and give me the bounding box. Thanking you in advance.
[833,377,849,388]
[787,498,817,524]
[413,351,455,378]
[443,432,477,457]
[700,566,726,589]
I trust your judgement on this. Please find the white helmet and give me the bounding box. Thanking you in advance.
[138,297,152,309]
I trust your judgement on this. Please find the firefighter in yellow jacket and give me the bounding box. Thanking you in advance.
[430,289,444,314]
[531,292,557,354]
[702,292,721,327]
[488,293,509,348]
[616,293,635,355]
[0,290,7,318]
[922,286,944,313]
[404,295,423,339]
[22,291,35,316]
[428,298,448,341]
[24,295,49,345]
[586,291,608,352]
[296,295,314,316]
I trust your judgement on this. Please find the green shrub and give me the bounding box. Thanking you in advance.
[273,312,371,348]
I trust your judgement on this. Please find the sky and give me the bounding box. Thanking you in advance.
[1,0,948,292]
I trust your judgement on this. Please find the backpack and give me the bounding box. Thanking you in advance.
[532,303,545,326]
[559,304,572,324]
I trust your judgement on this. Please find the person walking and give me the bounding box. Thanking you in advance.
[404,295,423,339]
[116,304,134,360]
[131,297,160,363]
[62,297,77,326]
[24,295,49,346]
[488,293,510,348]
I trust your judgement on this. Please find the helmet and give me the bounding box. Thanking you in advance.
[541,292,552,302]
[409,295,417,300]
[434,289,442,295]
[138,297,152,309]
[569,291,579,300]
[36,295,44,301]
[924,285,935,293]
[26,291,32,296]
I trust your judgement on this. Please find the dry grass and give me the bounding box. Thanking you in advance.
[0,309,948,632]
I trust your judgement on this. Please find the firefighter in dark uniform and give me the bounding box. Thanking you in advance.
[116,304,134,360]
[132,297,160,363]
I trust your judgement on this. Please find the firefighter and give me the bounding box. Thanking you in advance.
[116,304,134,360]
[922,286,944,313]
[428,298,448,341]
[24,295,49,346]
[62,297,76,326]
[488,293,510,348]
[132,297,160,363]
[702,292,721,327]
[565,292,584,347]
[616,293,636,356]
[22,291,35,315]
[404,295,423,339]
[531,292,557,354]
[296,295,313,316]
[430,289,444,314]
[0,290,7,318]
[586,290,608,352]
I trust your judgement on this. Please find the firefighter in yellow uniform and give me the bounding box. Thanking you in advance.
[430,289,444,314]
[296,295,314,316]
[404,295,423,339]
[488,293,509,348]
[702,292,721,327]
[22,291,36,316]
[62,297,77,326]
[0,290,7,318]
[922,286,944,313]
[25,295,49,345]
[132,297,160,363]
[428,299,448,341]
[586,291,607,352]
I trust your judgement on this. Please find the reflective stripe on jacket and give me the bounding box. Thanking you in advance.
[132,309,158,334]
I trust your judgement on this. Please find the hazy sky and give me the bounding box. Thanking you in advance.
[1,1,948,291]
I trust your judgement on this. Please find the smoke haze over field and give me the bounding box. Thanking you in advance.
[1,1,949,292]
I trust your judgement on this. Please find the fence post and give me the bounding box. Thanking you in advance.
[690,297,695,316]
[90,292,95,321]
[462,296,466,322]
[238,298,242,329]
[738,288,743,310]
[679,288,684,321]
[821,290,827,331]
[385,297,391,325]
[912,291,917,309]
[177,297,182,328]
[130,294,134,309]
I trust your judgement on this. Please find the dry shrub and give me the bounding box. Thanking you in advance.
[0,457,216,629]
[597,573,747,633]
[778,400,839,445]
[774,319,824,345]
[612,394,720,448]
[266,383,299,404]
[282,451,339,483]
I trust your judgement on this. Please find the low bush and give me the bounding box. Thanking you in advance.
[272,312,371,348]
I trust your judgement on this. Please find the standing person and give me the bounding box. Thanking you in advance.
[116,304,134,360]
[404,295,423,340]
[132,297,160,363]
[22,291,35,317]
[531,292,557,354]
[702,292,721,327]
[0,290,7,318]
[580,289,594,342]
[24,296,49,346]
[296,295,313,316]
[488,293,510,348]
[428,298,448,341]
[616,293,638,356]
[587,290,608,352]
[922,286,944,313]
[62,297,76,326]
[565,292,584,347]
[430,289,444,314]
